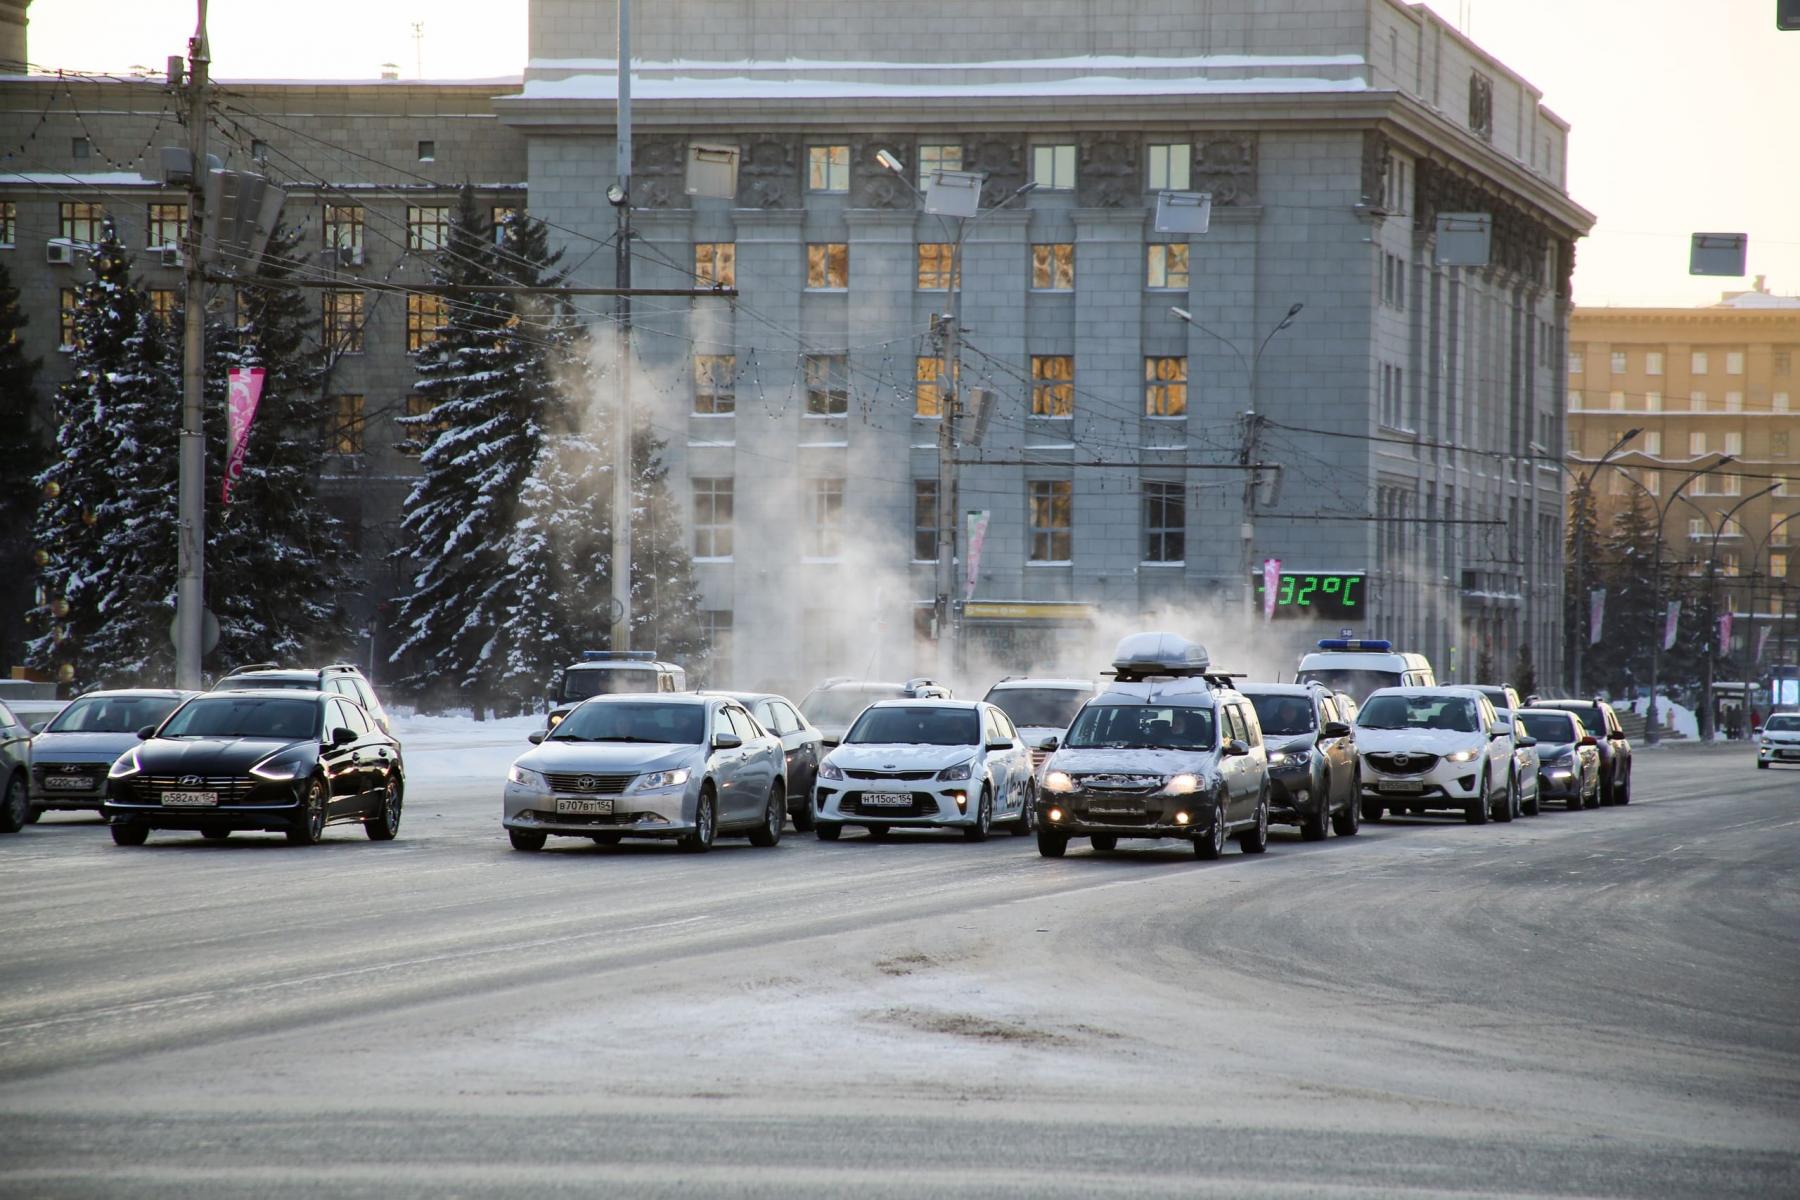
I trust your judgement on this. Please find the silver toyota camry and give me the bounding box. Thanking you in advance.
[501,693,786,852]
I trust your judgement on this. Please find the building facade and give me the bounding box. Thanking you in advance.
[4,0,1591,696]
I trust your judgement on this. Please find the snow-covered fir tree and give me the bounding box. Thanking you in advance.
[626,425,708,668]
[27,221,180,688]
[0,253,46,670]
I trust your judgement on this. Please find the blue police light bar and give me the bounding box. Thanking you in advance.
[580,650,657,661]
[1316,638,1392,652]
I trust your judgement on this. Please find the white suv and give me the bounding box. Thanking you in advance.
[1354,686,1518,824]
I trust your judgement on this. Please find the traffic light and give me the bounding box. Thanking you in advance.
[1781,0,1800,31]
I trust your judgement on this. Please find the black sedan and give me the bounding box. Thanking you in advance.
[1532,699,1632,805]
[699,691,825,830]
[103,689,403,846]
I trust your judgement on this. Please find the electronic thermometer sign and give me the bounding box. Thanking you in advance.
[1249,571,1365,620]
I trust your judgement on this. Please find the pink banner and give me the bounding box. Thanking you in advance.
[1663,601,1680,651]
[1262,558,1282,622]
[963,510,990,600]
[222,367,266,506]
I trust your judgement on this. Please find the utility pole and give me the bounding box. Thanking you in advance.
[174,0,210,690]
[1237,407,1263,614]
[936,288,960,681]
[1569,428,1642,697]
[608,0,633,653]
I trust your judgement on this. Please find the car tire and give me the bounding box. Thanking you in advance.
[678,786,716,852]
[1239,788,1269,854]
[365,776,402,841]
[1299,782,1330,842]
[1596,768,1615,807]
[1332,787,1362,837]
[1195,794,1228,860]
[1036,829,1068,858]
[1361,800,1385,823]
[1011,786,1036,836]
[110,820,150,846]
[1523,780,1541,817]
[285,775,328,845]
[1466,772,1491,824]
[0,772,28,833]
[791,796,816,832]
[815,822,843,841]
[508,828,546,851]
[25,804,43,824]
[1089,834,1117,852]
[963,788,992,842]
[1495,774,1516,823]
[1613,767,1631,806]
[748,782,784,848]
[865,823,890,839]
[201,826,230,841]
[1758,760,1770,769]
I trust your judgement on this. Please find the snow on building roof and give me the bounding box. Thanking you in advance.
[515,72,1369,103]
[1713,292,1800,309]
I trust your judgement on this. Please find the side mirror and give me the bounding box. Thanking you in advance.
[986,739,1014,751]
[1223,739,1250,757]
[1579,734,1598,747]
[528,730,546,745]
[1037,736,1060,753]
[1489,721,1511,739]
[1518,736,1537,749]
[713,731,743,750]
[331,727,357,747]
[29,721,47,735]
[137,725,157,740]
[1321,721,1351,738]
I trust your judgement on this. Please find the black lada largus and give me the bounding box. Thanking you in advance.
[1033,633,1272,860]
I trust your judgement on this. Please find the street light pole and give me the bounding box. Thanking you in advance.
[1568,427,1642,697]
[1694,481,1781,740]
[174,1,210,690]
[608,0,634,653]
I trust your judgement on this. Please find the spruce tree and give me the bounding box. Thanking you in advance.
[27,221,180,688]
[0,254,45,672]
[627,425,708,668]
[1564,482,1602,687]
[1596,486,1661,696]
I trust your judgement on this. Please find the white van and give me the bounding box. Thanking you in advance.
[547,651,687,730]
[1293,639,1435,704]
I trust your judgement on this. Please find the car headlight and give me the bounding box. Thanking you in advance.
[937,760,974,782]
[507,764,549,791]
[819,760,845,781]
[1042,770,1075,794]
[1164,773,1199,796]
[107,748,142,779]
[1444,748,1480,764]
[634,767,691,791]
[1270,749,1309,767]
[250,756,305,781]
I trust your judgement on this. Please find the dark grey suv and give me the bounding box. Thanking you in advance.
[1237,682,1360,840]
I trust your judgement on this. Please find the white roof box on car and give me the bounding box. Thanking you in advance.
[1111,632,1211,678]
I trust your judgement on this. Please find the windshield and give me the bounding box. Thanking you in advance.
[844,706,978,747]
[46,694,184,734]
[1475,687,1511,709]
[1064,703,1216,751]
[1294,668,1401,704]
[802,687,901,727]
[986,687,1090,729]
[1520,712,1577,743]
[1248,693,1316,736]
[160,696,320,740]
[551,701,704,744]
[560,667,660,703]
[1357,694,1481,733]
[1765,715,1800,732]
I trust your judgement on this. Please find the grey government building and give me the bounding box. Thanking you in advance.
[2,0,1592,695]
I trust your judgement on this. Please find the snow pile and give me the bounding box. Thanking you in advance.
[391,711,540,785]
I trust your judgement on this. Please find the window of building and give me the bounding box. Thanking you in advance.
[1776,476,1791,498]
[1687,518,1708,541]
[1724,431,1743,456]
[1381,362,1408,430]
[59,201,104,245]
[1772,430,1791,460]
[1720,552,1740,577]
[147,289,178,326]
[1147,243,1189,290]
[1775,352,1792,376]
[1773,514,1790,546]
[1644,430,1662,456]
[399,393,447,456]
[1725,391,1743,412]
[802,353,849,415]
[491,206,518,244]
[1690,392,1707,413]
[71,136,90,160]
[405,293,444,353]
[692,478,734,559]
[1647,391,1663,413]
[1568,389,1583,411]
[1644,470,1662,495]
[1028,480,1073,562]
[1726,351,1744,375]
[406,205,451,252]
[1689,431,1707,456]
[1568,350,1584,375]
[1773,552,1789,580]
[1775,392,1792,412]
[916,243,957,290]
[693,354,735,415]
[417,140,436,162]
[1381,253,1407,309]
[322,290,364,354]
[58,288,79,350]
[1031,243,1074,290]
[1722,474,1742,496]
[146,203,186,249]
[913,479,938,561]
[807,145,850,192]
[328,394,366,454]
[1646,351,1664,376]
[917,143,961,187]
[695,242,735,288]
[250,139,269,164]
[1030,144,1076,190]
[324,204,364,259]
[1691,351,1709,376]
[1144,356,1187,417]
[1142,480,1184,563]
[698,610,734,681]
[1146,143,1190,191]
[1030,354,1074,417]
[1610,350,1627,374]
[915,356,954,418]
[0,201,13,246]
[807,478,845,559]
[1609,390,1625,411]
[806,243,848,289]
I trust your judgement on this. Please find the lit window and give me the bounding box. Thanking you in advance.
[1772,553,1789,580]
[915,356,955,418]
[693,354,735,415]
[913,479,938,561]
[1146,143,1190,191]
[58,287,79,350]
[1030,355,1074,417]
[916,243,958,290]
[1146,243,1189,289]
[146,203,187,249]
[1028,480,1073,562]
[807,145,850,192]
[918,144,961,188]
[1776,393,1792,413]
[1773,514,1790,546]
[807,479,845,559]
[1142,480,1185,563]
[1031,244,1074,290]
[806,243,848,289]
[59,201,104,244]
[147,289,178,326]
[0,201,13,246]
[802,353,849,415]
[322,290,364,354]
[328,394,366,455]
[406,205,451,252]
[324,204,365,260]
[1030,144,1076,190]
[406,293,445,353]
[692,478,734,559]
[1145,356,1188,417]
[695,242,736,288]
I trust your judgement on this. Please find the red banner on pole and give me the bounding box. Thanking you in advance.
[1262,558,1282,622]
[222,367,266,506]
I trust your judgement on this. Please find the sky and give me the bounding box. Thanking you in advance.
[23,0,1800,309]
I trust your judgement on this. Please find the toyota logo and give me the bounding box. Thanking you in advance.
[577,775,599,792]
[179,775,203,787]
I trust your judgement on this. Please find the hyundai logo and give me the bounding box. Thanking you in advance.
[60,764,83,775]
[179,775,203,787]
[577,775,599,792]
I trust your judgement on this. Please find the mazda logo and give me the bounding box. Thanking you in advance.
[179,775,202,787]
[1390,755,1410,767]
[577,775,599,792]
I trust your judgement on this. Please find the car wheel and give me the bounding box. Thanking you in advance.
[1758,759,1770,769]
[1239,787,1269,854]
[1595,768,1615,807]
[1361,800,1385,823]
[201,826,231,841]
[0,772,28,833]
[25,803,43,824]
[1466,771,1491,824]
[1613,767,1631,806]
[1300,778,1330,842]
[1011,785,1036,836]
[678,785,716,852]
[749,781,785,848]
[1036,830,1068,858]
[865,824,890,839]
[1523,779,1541,817]
[110,820,150,846]
[815,822,843,841]
[1195,793,1228,860]
[508,828,546,851]
[963,787,992,842]
[791,795,816,832]
[1495,774,1516,823]
[1089,834,1118,852]
[1332,784,1362,837]
[365,776,402,841]
[285,775,328,845]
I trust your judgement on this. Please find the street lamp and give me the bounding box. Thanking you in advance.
[1556,428,1643,697]
[878,152,1036,680]
[1169,303,1304,610]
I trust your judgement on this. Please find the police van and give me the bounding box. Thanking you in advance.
[1293,638,1435,705]
[545,651,687,730]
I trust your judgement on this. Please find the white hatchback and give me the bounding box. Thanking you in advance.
[1354,687,1518,824]
[1759,713,1800,768]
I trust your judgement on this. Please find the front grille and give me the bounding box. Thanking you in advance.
[528,808,650,826]
[545,772,634,795]
[32,763,107,789]
[1367,753,1439,775]
[133,775,257,803]
[844,769,935,781]
[841,791,941,818]
[1072,773,1162,793]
